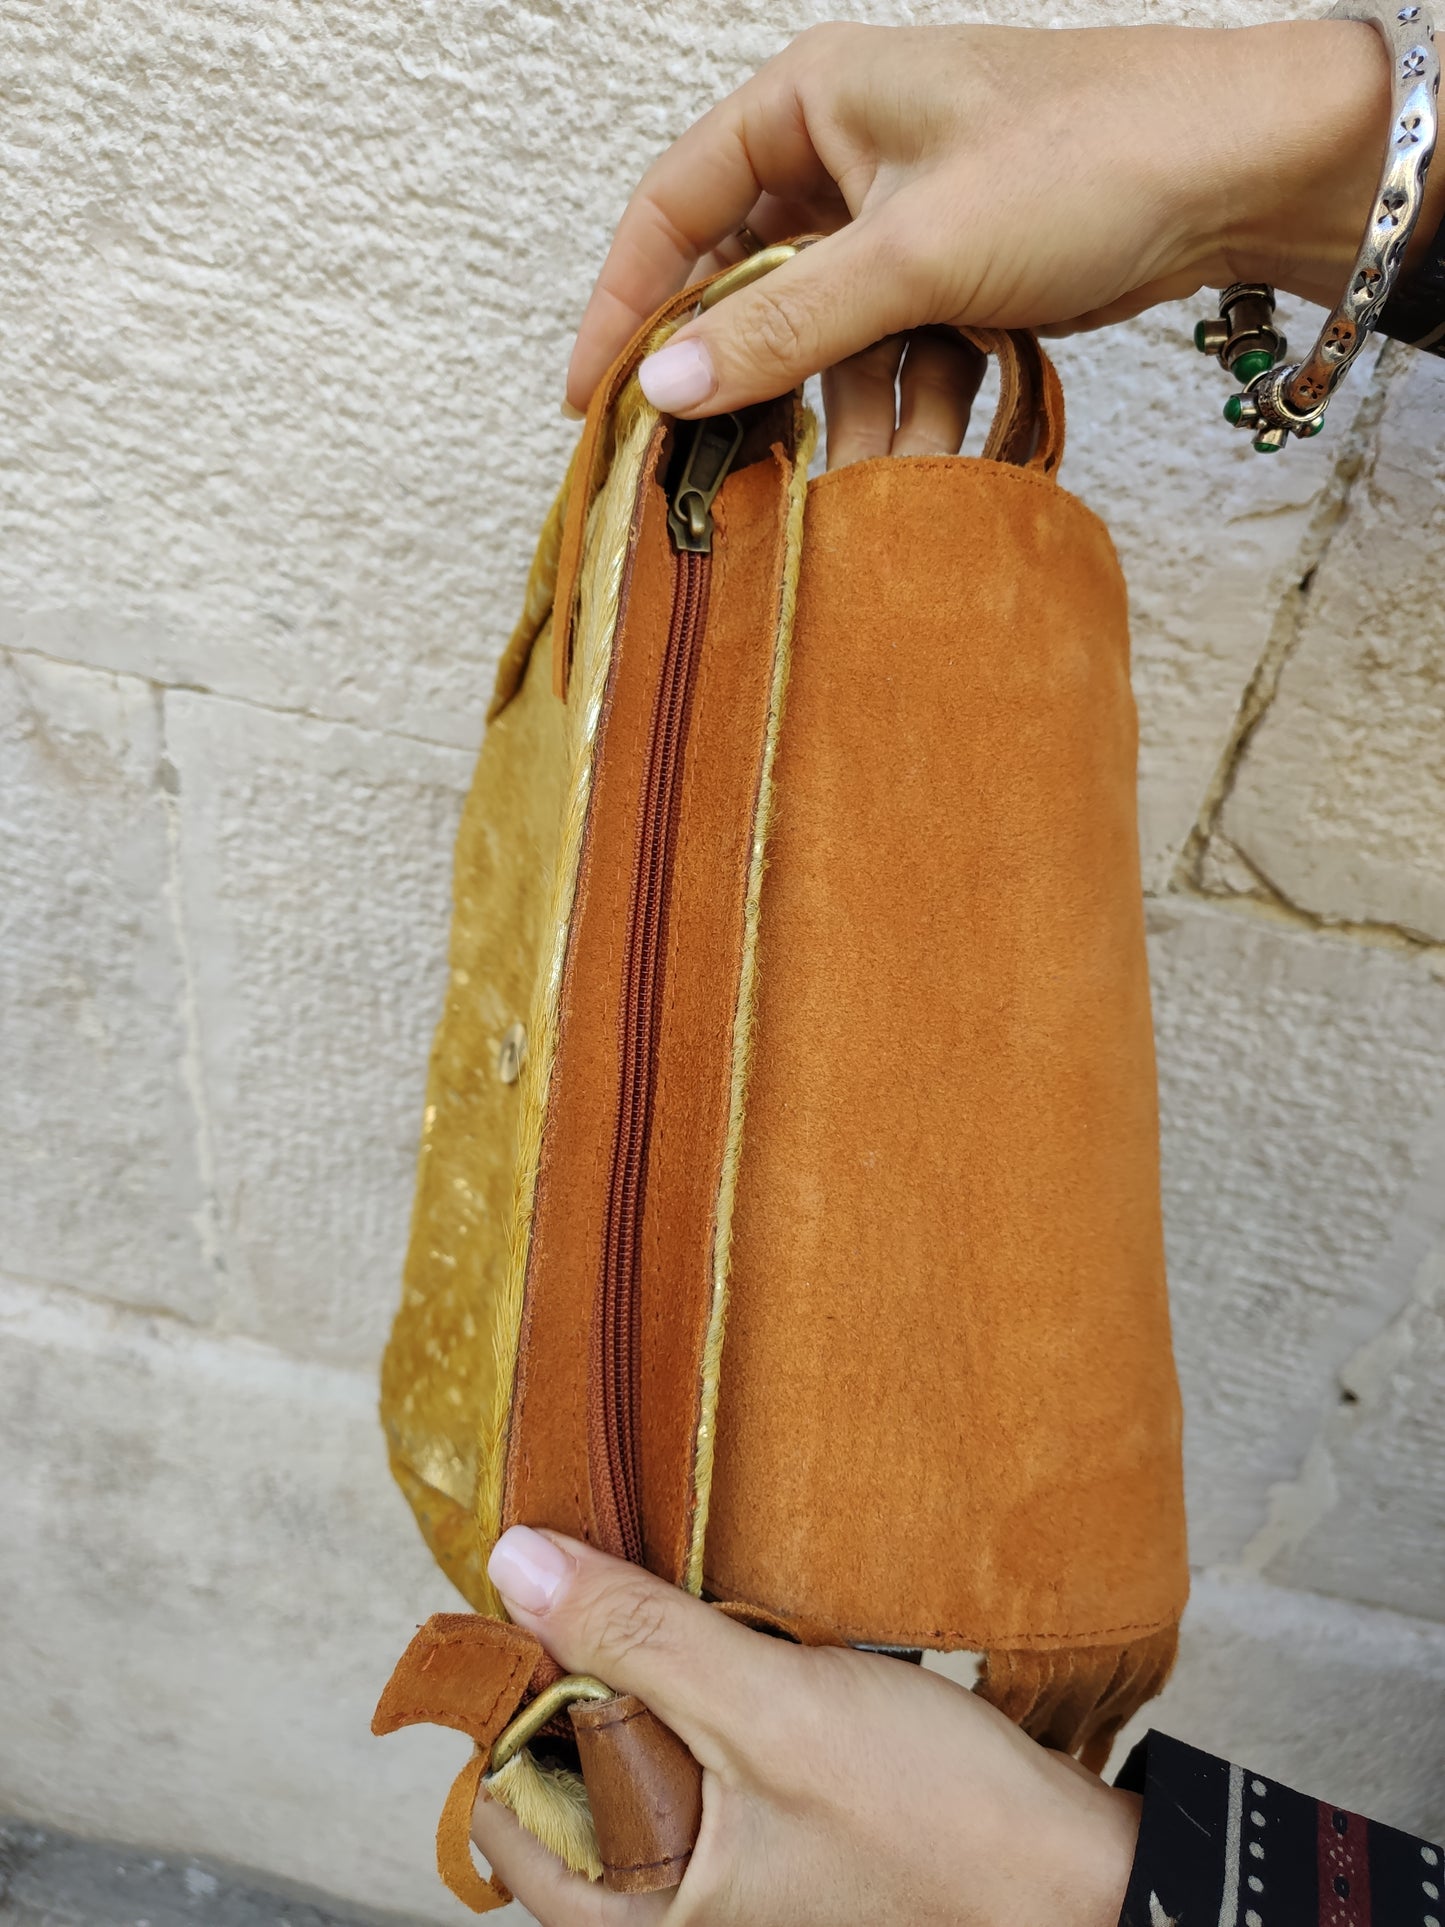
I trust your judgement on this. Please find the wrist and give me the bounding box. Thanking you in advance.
[1004,1748,1141,1927]
[1071,1785,1142,1927]
[1039,1764,1139,1927]
[1183,19,1445,308]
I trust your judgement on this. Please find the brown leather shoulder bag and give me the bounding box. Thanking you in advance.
[372,251,1188,1912]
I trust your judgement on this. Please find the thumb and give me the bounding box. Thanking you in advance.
[487,1525,786,1762]
[638,218,925,418]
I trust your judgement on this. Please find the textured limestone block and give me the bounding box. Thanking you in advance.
[1149,899,1445,1568]
[1216,351,1445,939]
[1049,312,1379,886]
[1260,1218,1444,1624]
[164,692,471,1366]
[1114,1571,1445,1840]
[0,0,574,749]
[0,651,210,1317]
[0,1275,485,1925]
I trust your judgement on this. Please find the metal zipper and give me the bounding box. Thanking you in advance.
[590,417,742,1562]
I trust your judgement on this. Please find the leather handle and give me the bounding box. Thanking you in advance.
[570,1693,704,1895]
[957,325,1067,474]
[550,245,1067,702]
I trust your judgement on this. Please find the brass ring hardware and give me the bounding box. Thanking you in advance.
[698,243,800,312]
[487,1675,614,1775]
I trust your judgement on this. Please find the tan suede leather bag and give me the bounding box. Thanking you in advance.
[373,250,1189,1913]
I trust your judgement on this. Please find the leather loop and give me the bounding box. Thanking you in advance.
[373,1615,548,1916]
[371,1613,545,1746]
[956,325,1066,473]
[714,1596,844,1647]
[570,1693,704,1895]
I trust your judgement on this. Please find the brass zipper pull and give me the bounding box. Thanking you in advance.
[667,413,743,553]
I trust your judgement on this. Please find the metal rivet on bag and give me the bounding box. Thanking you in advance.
[496,1021,527,1085]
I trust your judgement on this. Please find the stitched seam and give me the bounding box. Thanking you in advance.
[925,1616,1177,1645]
[394,1651,533,1737]
[418,1629,535,1654]
[606,1852,691,1874]
[576,1702,648,1732]
[701,1598,1183,1647]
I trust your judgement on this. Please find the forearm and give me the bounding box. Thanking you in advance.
[1196,18,1445,309]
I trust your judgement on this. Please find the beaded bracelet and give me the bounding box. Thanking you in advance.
[1194,0,1440,451]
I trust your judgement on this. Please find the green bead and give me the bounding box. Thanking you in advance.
[1223,395,1245,424]
[1252,435,1284,454]
[1232,348,1274,383]
[1303,417,1325,438]
[1193,319,1212,353]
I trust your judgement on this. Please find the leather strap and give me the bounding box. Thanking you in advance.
[438,1752,509,1912]
[570,1693,704,1894]
[563,1599,841,1892]
[372,1614,549,1913]
[551,247,1068,701]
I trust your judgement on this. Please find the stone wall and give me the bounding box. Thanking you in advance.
[2,2,1440,1919]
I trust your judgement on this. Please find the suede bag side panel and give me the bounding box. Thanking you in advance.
[704,456,1188,1652]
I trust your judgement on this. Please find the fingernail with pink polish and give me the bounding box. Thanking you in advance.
[639,338,716,412]
[488,1525,574,1614]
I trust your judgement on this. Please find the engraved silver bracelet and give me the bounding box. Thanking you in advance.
[1194,0,1440,451]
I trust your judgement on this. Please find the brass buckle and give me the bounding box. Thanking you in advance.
[487,1674,614,1775]
[698,243,800,313]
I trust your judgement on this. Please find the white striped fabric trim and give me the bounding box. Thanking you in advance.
[1217,1760,1245,1927]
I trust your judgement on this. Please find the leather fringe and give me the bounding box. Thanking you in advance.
[975,1623,1179,1773]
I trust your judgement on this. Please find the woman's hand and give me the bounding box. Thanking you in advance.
[565,19,1419,458]
[472,1526,1141,1926]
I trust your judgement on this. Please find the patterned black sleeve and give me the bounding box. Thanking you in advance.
[1377,210,1445,356]
[1114,1730,1443,1926]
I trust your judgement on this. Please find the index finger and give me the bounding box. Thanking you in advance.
[565,54,840,409]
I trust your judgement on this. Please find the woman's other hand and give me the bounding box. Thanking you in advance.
[472,1525,1141,1927]
[565,20,1413,456]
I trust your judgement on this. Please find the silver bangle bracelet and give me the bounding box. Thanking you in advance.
[1194,0,1441,451]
